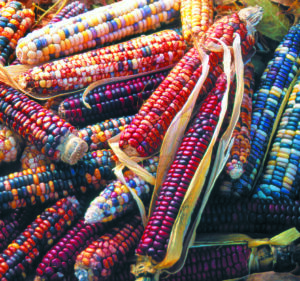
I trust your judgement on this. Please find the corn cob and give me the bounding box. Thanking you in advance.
[85,156,159,224]
[20,143,51,170]
[119,48,223,157]
[0,197,80,280]
[181,0,214,43]
[0,83,88,165]
[0,1,34,65]
[78,115,135,152]
[0,123,24,165]
[49,1,88,24]
[224,63,255,180]
[58,71,168,125]
[252,75,300,201]
[0,149,117,211]
[34,218,107,281]
[136,73,231,263]
[16,30,185,95]
[16,0,180,65]
[231,23,300,197]
[75,214,143,281]
[198,196,300,234]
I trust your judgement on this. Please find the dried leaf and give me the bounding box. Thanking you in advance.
[243,0,291,41]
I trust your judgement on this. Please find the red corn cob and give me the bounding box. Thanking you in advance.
[225,63,255,179]
[0,83,88,165]
[75,214,143,281]
[16,30,186,95]
[34,218,106,281]
[0,197,80,280]
[119,48,223,157]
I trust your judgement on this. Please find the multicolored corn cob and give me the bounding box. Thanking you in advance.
[0,197,80,280]
[0,123,24,165]
[16,0,180,65]
[198,196,300,234]
[49,1,88,24]
[0,1,34,65]
[34,218,106,281]
[224,63,255,180]
[0,149,117,211]
[231,23,300,197]
[136,73,230,262]
[251,75,300,201]
[0,83,88,165]
[180,0,214,43]
[85,156,159,224]
[58,71,168,125]
[17,29,185,95]
[78,115,135,152]
[119,48,223,157]
[75,214,143,281]
[20,143,51,170]
[119,7,261,158]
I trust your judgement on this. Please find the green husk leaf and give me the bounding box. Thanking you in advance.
[243,0,291,41]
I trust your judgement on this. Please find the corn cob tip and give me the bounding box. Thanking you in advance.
[228,163,244,180]
[238,6,263,28]
[84,206,104,224]
[61,135,88,165]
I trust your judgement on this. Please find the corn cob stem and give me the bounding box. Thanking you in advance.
[0,149,117,211]
[0,197,80,280]
[49,1,88,24]
[0,83,88,165]
[10,30,186,96]
[34,218,106,281]
[17,0,180,65]
[0,1,35,65]
[58,71,168,125]
[75,214,143,281]
[85,156,159,224]
[231,23,300,197]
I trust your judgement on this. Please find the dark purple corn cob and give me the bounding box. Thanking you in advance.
[231,23,300,197]
[77,115,135,152]
[0,83,88,165]
[136,73,228,263]
[75,214,143,281]
[58,71,168,126]
[49,1,88,24]
[198,196,300,234]
[0,149,117,211]
[34,218,106,281]
[0,197,80,280]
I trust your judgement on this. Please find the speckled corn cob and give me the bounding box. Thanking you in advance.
[16,0,180,65]
[0,197,80,280]
[0,124,24,165]
[252,74,300,201]
[85,156,159,224]
[75,214,143,281]
[198,196,300,234]
[34,218,106,281]
[231,23,300,197]
[18,29,185,95]
[0,149,117,211]
[78,116,135,152]
[225,63,255,180]
[20,143,51,170]
[136,73,229,263]
[0,83,88,165]
[49,1,88,24]
[0,1,34,65]
[58,71,168,125]
[181,0,214,43]
[119,48,223,157]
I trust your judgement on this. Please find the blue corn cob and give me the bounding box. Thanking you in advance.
[84,156,159,224]
[231,23,300,197]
